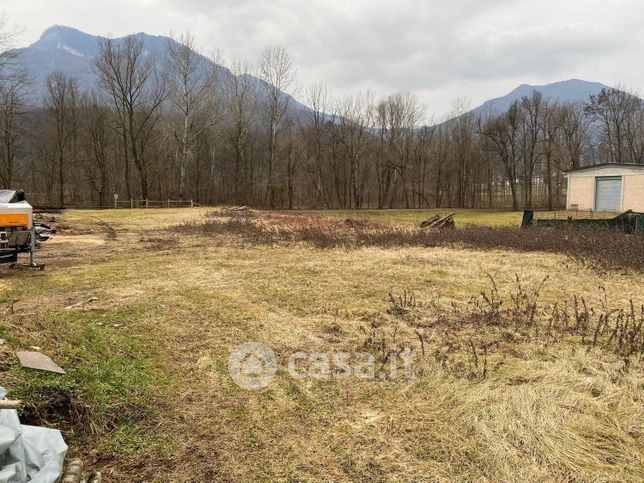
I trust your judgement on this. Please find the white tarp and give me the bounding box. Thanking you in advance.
[0,191,24,204]
[0,387,67,483]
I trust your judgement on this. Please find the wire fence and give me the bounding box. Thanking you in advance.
[533,209,618,221]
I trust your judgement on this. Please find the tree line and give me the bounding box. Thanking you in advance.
[1,24,643,209]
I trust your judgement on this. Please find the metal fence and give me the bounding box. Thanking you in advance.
[533,209,617,221]
[114,198,200,209]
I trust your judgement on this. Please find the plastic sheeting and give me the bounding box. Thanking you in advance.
[0,191,26,204]
[0,387,67,483]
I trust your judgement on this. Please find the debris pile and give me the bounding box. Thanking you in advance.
[1,350,100,481]
[220,206,251,213]
[420,212,456,229]
[0,387,68,482]
[64,296,98,311]
[34,222,57,242]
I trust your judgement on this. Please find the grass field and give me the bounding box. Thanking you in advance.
[0,208,642,481]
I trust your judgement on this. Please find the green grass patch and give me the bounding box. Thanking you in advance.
[6,307,167,453]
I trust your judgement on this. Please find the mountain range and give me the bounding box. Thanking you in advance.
[8,25,612,121]
[471,79,610,117]
[7,25,308,115]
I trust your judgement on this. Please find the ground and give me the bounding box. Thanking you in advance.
[0,208,642,481]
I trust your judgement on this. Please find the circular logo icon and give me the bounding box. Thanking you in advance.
[228,342,277,390]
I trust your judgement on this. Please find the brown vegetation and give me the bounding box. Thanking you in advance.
[179,210,644,270]
[1,208,642,480]
[385,276,643,379]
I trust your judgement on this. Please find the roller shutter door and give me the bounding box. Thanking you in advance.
[595,176,622,212]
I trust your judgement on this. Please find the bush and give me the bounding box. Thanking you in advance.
[178,212,644,271]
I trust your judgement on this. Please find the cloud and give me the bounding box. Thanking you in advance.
[3,0,644,118]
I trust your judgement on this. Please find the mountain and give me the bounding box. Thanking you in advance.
[470,79,610,117]
[8,26,613,123]
[10,26,100,100]
[8,25,309,115]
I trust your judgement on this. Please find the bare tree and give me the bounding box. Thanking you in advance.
[450,98,476,208]
[166,32,219,199]
[0,72,28,187]
[479,102,521,210]
[541,99,560,210]
[45,71,78,206]
[558,103,589,170]
[304,83,333,208]
[202,63,227,203]
[95,35,166,199]
[224,61,257,204]
[374,92,423,208]
[622,88,644,164]
[338,92,374,208]
[0,12,27,189]
[0,13,19,78]
[585,86,643,164]
[83,92,113,205]
[519,91,544,209]
[258,45,294,207]
[282,118,305,209]
[432,123,450,208]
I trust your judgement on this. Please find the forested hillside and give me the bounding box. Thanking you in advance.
[2,25,643,209]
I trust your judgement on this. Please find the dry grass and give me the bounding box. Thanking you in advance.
[298,208,618,227]
[0,207,642,481]
[298,208,523,227]
[180,210,644,271]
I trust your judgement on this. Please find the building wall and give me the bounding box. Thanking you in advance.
[567,172,644,212]
[567,176,594,210]
[623,174,644,212]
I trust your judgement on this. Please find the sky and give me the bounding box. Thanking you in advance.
[3,0,644,119]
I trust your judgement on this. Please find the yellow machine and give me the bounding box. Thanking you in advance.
[0,190,37,266]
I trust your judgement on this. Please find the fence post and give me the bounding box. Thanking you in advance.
[114,194,118,209]
[130,199,133,209]
[145,199,149,209]
[190,199,194,208]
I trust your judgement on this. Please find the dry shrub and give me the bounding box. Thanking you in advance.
[178,212,644,271]
[385,276,643,381]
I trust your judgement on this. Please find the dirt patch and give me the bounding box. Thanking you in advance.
[139,235,179,251]
[97,220,118,239]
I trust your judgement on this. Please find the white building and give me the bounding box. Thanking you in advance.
[565,163,644,212]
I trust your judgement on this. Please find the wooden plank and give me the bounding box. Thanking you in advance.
[0,399,21,409]
[16,351,66,374]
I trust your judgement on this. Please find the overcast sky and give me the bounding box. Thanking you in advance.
[3,0,644,119]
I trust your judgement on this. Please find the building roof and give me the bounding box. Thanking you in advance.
[564,163,644,174]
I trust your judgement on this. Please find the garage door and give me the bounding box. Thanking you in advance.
[595,176,622,212]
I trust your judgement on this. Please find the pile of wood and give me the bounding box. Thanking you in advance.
[221,206,251,213]
[61,459,102,483]
[420,212,456,229]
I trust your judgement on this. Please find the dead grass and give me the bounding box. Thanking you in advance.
[298,208,523,227]
[181,210,644,271]
[0,207,642,481]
